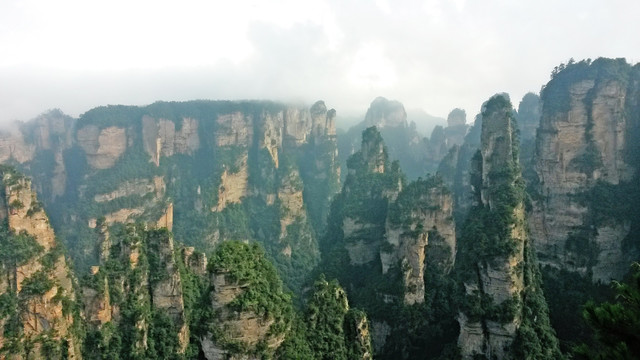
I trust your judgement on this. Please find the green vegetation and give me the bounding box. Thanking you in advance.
[455,95,563,358]
[204,241,294,358]
[512,243,565,359]
[77,105,144,129]
[0,227,44,268]
[541,267,611,353]
[209,241,293,324]
[20,270,55,298]
[387,175,447,227]
[305,276,350,360]
[574,263,640,359]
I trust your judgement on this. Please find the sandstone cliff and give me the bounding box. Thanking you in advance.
[530,58,640,282]
[2,101,339,294]
[0,168,81,359]
[323,127,460,354]
[80,224,191,358]
[202,241,291,360]
[383,177,456,305]
[456,94,561,359]
[340,127,401,267]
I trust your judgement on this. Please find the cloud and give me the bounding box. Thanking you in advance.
[1,0,640,128]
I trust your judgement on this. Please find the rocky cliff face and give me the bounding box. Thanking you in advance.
[383,177,456,305]
[142,115,200,166]
[147,230,189,353]
[2,100,339,296]
[202,241,292,360]
[77,126,128,170]
[80,225,192,357]
[363,97,408,129]
[456,94,561,359]
[0,168,81,359]
[530,59,640,282]
[457,94,525,359]
[339,127,401,267]
[323,127,460,354]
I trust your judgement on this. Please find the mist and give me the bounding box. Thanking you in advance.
[1,0,640,128]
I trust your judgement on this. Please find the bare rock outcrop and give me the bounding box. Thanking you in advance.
[148,230,189,352]
[77,125,128,169]
[457,94,544,359]
[215,112,253,147]
[364,97,408,128]
[530,59,639,281]
[214,154,249,212]
[202,242,291,360]
[0,129,35,164]
[142,116,200,166]
[383,177,456,305]
[0,171,80,359]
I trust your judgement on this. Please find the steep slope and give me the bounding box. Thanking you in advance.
[456,94,561,359]
[323,127,458,357]
[4,100,340,294]
[201,241,293,360]
[0,166,81,359]
[530,58,640,282]
[81,225,192,359]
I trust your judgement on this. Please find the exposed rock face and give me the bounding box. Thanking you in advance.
[77,125,128,169]
[516,92,541,142]
[0,101,340,290]
[214,155,249,212]
[94,177,164,203]
[82,276,112,327]
[215,112,253,147]
[325,127,460,355]
[148,230,189,352]
[156,202,174,231]
[344,311,373,360]
[205,272,282,358]
[277,168,305,238]
[0,128,35,164]
[530,59,639,281]
[302,102,341,234]
[339,97,466,179]
[0,171,80,359]
[364,97,408,128]
[383,177,456,305]
[438,113,482,222]
[456,94,530,359]
[142,116,200,165]
[88,207,145,228]
[445,108,469,147]
[339,127,401,267]
[202,242,291,360]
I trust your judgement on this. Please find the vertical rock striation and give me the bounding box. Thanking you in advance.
[457,94,561,359]
[530,59,640,282]
[0,168,81,359]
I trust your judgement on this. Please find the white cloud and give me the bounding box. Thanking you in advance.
[348,42,397,89]
[1,0,640,127]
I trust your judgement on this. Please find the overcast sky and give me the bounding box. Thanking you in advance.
[1,0,639,127]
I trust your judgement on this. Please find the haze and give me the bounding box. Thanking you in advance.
[1,0,639,126]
